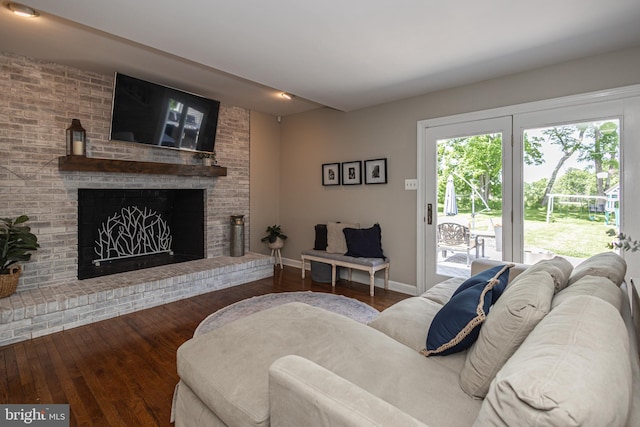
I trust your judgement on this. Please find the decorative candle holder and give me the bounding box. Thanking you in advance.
[66,118,86,156]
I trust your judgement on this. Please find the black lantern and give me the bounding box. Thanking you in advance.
[66,119,86,156]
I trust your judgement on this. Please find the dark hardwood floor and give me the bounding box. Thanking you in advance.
[0,266,409,426]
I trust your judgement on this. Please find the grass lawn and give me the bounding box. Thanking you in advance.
[438,204,615,259]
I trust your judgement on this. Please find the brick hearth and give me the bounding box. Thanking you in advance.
[0,253,272,347]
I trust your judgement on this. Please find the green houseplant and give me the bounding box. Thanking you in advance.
[606,229,640,252]
[0,215,39,298]
[261,225,287,248]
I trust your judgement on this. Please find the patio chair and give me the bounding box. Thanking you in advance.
[437,222,485,266]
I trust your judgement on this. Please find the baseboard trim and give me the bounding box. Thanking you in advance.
[285,257,417,296]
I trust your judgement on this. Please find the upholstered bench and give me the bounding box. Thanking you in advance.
[301,249,389,296]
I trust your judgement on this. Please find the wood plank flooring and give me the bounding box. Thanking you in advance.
[0,266,409,426]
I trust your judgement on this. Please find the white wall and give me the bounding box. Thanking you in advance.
[249,112,282,254]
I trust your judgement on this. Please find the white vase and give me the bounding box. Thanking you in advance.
[268,237,285,249]
[202,158,212,166]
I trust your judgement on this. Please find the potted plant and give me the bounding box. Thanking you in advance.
[194,151,217,166]
[606,229,640,252]
[261,225,287,249]
[0,215,39,298]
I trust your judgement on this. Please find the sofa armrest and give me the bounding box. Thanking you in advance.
[269,355,429,427]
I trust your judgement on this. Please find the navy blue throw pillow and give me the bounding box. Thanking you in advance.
[314,224,328,250]
[421,264,514,356]
[343,224,385,259]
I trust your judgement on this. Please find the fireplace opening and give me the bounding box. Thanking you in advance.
[78,189,205,279]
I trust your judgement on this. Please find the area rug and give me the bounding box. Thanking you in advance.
[194,291,380,336]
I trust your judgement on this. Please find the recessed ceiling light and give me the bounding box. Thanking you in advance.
[7,2,39,18]
[280,92,293,100]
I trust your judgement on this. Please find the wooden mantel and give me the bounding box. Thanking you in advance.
[58,155,227,177]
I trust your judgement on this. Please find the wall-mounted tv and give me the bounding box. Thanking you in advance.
[110,73,220,153]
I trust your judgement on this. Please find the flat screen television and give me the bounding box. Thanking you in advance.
[110,73,220,153]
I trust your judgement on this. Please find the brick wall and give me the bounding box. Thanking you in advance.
[0,52,250,291]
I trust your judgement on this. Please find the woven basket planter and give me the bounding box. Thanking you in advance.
[0,266,21,298]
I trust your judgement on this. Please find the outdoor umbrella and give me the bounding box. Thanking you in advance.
[444,175,458,216]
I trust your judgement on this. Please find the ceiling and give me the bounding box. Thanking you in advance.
[2,1,640,116]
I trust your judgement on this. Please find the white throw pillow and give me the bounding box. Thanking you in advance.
[326,222,359,254]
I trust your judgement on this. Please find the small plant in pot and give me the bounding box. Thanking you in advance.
[261,225,287,249]
[606,229,640,252]
[194,151,217,166]
[0,215,39,298]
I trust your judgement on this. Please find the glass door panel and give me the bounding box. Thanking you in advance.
[521,119,620,264]
[436,133,504,277]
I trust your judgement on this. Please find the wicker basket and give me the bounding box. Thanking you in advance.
[0,266,21,298]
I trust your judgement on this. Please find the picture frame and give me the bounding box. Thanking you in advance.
[322,162,341,186]
[341,161,362,185]
[364,158,388,184]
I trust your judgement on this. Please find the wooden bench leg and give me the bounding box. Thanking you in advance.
[384,266,389,290]
[331,264,336,289]
[301,256,306,279]
[369,271,375,296]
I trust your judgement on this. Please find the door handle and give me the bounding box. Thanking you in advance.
[427,203,433,224]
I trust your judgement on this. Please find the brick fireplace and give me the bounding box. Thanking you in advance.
[0,51,272,346]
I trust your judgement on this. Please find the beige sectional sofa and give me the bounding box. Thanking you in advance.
[174,252,640,426]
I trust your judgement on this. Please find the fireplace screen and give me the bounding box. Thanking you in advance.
[78,189,205,279]
[93,206,174,265]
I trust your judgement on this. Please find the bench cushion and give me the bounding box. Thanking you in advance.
[301,249,388,267]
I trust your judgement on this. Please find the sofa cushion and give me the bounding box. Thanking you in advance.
[568,251,627,286]
[421,277,466,305]
[475,295,632,427]
[343,223,385,258]
[369,297,442,352]
[422,264,513,356]
[552,275,623,312]
[314,224,327,250]
[460,268,556,398]
[519,256,573,292]
[470,259,529,284]
[369,297,467,372]
[177,302,483,427]
[326,222,359,254]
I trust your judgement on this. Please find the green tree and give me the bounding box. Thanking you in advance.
[553,168,596,196]
[524,178,548,208]
[575,121,619,196]
[438,134,502,205]
[530,126,585,206]
[529,121,619,206]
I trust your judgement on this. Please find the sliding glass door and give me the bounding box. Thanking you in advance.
[418,100,627,293]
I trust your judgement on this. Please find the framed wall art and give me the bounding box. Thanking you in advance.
[341,161,362,185]
[322,162,341,186]
[364,158,387,184]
